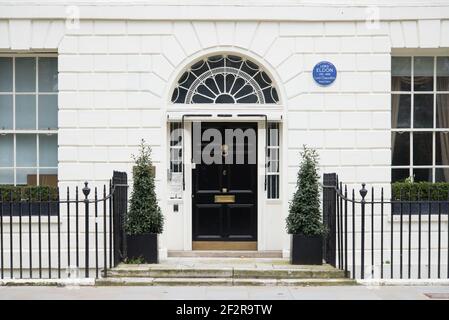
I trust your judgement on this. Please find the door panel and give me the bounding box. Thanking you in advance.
[195,204,222,239]
[227,204,255,239]
[192,122,257,244]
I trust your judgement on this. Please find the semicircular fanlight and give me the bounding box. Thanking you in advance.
[171,55,279,104]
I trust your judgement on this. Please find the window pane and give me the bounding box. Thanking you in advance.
[414,57,434,91]
[0,95,13,130]
[16,95,36,129]
[16,168,37,186]
[436,132,449,165]
[39,168,58,187]
[268,123,279,146]
[0,57,13,92]
[413,168,432,182]
[392,57,411,91]
[38,95,58,129]
[392,168,410,182]
[413,132,432,165]
[436,57,449,91]
[38,58,58,92]
[39,134,57,167]
[0,169,14,184]
[15,58,36,92]
[267,148,279,173]
[436,94,449,128]
[16,134,37,167]
[391,94,411,128]
[392,132,410,165]
[267,175,279,199]
[435,168,449,182]
[0,134,13,167]
[169,123,182,146]
[413,94,433,128]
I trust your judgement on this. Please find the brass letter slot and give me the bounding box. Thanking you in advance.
[214,195,235,203]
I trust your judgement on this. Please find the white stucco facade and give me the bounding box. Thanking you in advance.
[0,1,448,275]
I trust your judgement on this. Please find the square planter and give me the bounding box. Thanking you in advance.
[290,234,323,265]
[126,233,158,264]
[392,202,449,215]
[1,202,59,216]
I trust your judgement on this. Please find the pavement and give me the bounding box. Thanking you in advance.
[1,285,449,300]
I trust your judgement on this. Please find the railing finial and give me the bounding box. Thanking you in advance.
[82,182,91,199]
[360,183,368,200]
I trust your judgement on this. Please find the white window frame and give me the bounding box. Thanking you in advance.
[391,54,449,182]
[0,53,58,186]
[168,121,183,178]
[267,122,280,199]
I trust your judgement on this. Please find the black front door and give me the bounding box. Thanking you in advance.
[192,122,258,243]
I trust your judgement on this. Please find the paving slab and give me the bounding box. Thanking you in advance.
[1,285,449,300]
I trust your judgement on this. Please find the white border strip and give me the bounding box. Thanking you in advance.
[358,279,449,286]
[1,4,449,21]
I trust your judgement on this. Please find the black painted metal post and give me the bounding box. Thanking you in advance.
[9,190,12,279]
[83,182,90,278]
[428,186,431,279]
[352,189,355,278]
[75,186,79,268]
[400,187,403,279]
[360,183,367,279]
[94,187,98,279]
[380,188,384,279]
[28,189,32,278]
[67,187,70,270]
[47,191,51,279]
[371,187,374,278]
[418,188,422,279]
[103,185,107,278]
[344,185,348,277]
[0,192,3,279]
[322,173,337,267]
[438,191,441,279]
[336,183,341,268]
[19,197,22,278]
[408,188,412,279]
[38,190,42,278]
[109,180,113,268]
[57,188,61,279]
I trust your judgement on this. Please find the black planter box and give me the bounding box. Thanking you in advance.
[126,233,158,264]
[1,202,59,216]
[290,234,323,265]
[392,202,449,215]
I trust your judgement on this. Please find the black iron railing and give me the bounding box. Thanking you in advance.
[323,173,449,280]
[0,171,128,280]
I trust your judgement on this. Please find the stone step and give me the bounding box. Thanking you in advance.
[96,277,357,287]
[106,267,346,279]
[168,250,283,258]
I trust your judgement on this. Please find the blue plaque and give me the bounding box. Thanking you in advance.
[313,61,337,86]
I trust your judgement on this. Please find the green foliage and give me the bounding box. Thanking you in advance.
[0,185,58,201]
[286,146,325,236]
[125,139,164,235]
[392,181,449,201]
[124,256,145,264]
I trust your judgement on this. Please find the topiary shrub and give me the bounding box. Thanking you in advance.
[286,146,325,236]
[125,139,164,235]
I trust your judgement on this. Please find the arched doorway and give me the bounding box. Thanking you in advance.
[168,53,281,250]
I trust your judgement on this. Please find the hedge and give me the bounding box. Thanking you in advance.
[0,186,59,202]
[392,181,449,201]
